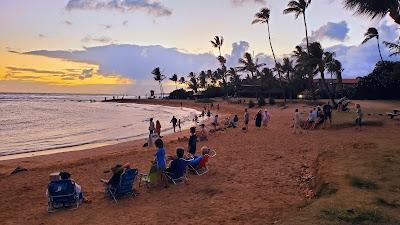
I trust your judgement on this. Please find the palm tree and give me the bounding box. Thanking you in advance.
[308,42,337,105]
[151,67,166,98]
[179,77,186,87]
[283,0,312,53]
[211,36,224,57]
[188,73,199,93]
[327,59,343,98]
[170,74,178,90]
[198,71,208,89]
[252,8,282,79]
[384,40,400,57]
[280,57,295,100]
[343,0,400,25]
[362,27,384,61]
[227,67,241,97]
[237,52,265,78]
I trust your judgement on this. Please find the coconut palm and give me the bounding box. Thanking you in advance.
[179,77,186,86]
[283,0,312,52]
[343,0,400,25]
[199,71,208,89]
[308,42,337,105]
[384,40,400,57]
[151,67,166,98]
[187,73,199,93]
[252,7,284,93]
[170,74,178,90]
[237,52,266,78]
[362,27,384,61]
[227,67,241,97]
[280,57,295,100]
[327,59,343,98]
[211,36,224,57]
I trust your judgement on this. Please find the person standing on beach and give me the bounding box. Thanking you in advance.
[217,104,220,111]
[170,116,178,132]
[293,109,302,134]
[188,127,197,155]
[355,104,363,131]
[149,118,155,135]
[323,102,333,128]
[255,110,262,128]
[243,108,250,132]
[178,119,182,132]
[155,120,161,136]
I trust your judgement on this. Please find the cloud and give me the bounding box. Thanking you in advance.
[122,20,128,26]
[65,0,172,17]
[308,21,350,42]
[6,67,65,75]
[231,0,266,6]
[81,35,113,44]
[79,68,94,80]
[226,41,250,67]
[327,22,400,77]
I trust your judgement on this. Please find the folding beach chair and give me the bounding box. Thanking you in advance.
[47,180,79,212]
[139,163,160,190]
[188,149,217,176]
[164,158,191,185]
[106,168,138,203]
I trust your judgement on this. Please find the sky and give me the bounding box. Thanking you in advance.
[0,0,399,95]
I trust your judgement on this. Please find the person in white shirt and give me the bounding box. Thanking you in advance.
[293,109,302,134]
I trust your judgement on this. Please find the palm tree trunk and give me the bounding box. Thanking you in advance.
[377,37,384,62]
[267,22,286,103]
[320,70,336,106]
[218,47,222,57]
[303,12,310,53]
[159,81,163,98]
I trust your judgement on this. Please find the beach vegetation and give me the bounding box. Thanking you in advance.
[348,175,378,190]
[248,99,255,108]
[320,207,385,223]
[151,67,166,98]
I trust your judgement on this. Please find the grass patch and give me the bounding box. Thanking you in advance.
[316,183,339,198]
[347,176,378,190]
[320,207,385,223]
[376,197,400,208]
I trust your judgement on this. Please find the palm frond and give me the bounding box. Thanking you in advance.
[384,41,400,57]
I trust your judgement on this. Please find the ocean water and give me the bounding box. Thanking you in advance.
[0,93,199,159]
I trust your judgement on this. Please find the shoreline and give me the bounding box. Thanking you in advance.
[0,100,204,161]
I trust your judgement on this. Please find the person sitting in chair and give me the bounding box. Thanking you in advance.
[188,146,210,169]
[47,171,85,203]
[101,163,130,190]
[166,148,190,180]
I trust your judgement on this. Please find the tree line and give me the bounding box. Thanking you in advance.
[152,0,400,103]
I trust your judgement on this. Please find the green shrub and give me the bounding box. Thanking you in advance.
[248,100,255,108]
[348,176,378,190]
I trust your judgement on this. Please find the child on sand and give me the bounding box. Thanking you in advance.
[188,127,197,155]
[198,124,208,141]
[149,118,155,135]
[178,119,182,132]
[263,109,270,128]
[154,139,167,186]
[155,120,161,136]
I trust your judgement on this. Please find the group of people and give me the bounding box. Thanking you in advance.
[292,102,364,133]
[148,116,183,138]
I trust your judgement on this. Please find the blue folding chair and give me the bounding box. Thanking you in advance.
[165,159,190,185]
[47,180,79,212]
[106,168,138,203]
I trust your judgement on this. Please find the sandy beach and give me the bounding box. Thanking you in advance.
[1,99,399,225]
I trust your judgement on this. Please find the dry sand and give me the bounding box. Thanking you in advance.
[0,99,399,225]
